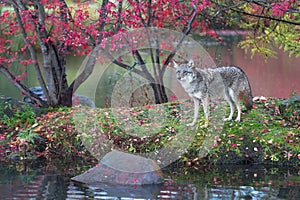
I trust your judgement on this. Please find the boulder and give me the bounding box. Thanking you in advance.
[280,94,300,123]
[23,86,96,107]
[0,96,43,118]
[72,150,164,185]
[72,94,96,107]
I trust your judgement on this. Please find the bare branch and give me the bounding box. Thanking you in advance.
[70,45,99,93]
[70,0,111,93]
[249,0,300,14]
[211,0,300,26]
[233,8,300,26]
[0,65,47,107]
[135,0,147,27]
[115,0,123,33]
[162,5,197,73]
[105,51,147,78]
[133,50,156,83]
[211,0,247,18]
[12,3,49,102]
[147,0,152,26]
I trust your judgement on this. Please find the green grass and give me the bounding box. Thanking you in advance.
[1,98,299,166]
[71,98,299,166]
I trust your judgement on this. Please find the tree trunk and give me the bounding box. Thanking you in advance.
[150,83,168,104]
[59,87,73,107]
[41,44,73,107]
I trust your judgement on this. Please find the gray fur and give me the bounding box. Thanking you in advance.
[174,60,253,127]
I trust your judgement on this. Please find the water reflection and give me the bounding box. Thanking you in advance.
[0,163,299,199]
[67,182,162,199]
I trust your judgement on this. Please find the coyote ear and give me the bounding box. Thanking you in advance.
[173,61,179,69]
[187,60,194,69]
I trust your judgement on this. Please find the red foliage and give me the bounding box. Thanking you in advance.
[0,0,209,66]
[0,0,213,106]
[271,1,291,17]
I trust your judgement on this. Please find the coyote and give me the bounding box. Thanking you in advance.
[174,60,253,127]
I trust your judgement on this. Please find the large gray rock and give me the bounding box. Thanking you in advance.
[72,150,164,185]
[72,94,96,107]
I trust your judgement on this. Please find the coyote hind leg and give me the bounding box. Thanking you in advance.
[229,89,242,122]
[224,90,235,121]
[201,95,209,128]
[234,100,242,122]
[187,98,200,126]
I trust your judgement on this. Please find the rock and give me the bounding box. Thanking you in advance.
[23,86,96,107]
[280,94,300,123]
[72,150,164,185]
[281,94,300,107]
[0,96,43,118]
[72,94,96,108]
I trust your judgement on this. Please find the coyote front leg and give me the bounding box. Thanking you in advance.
[201,95,209,128]
[187,98,200,127]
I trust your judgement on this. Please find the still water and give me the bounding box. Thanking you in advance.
[0,162,299,199]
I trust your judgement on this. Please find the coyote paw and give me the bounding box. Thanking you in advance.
[200,124,208,129]
[223,117,232,121]
[234,118,240,122]
[186,122,195,127]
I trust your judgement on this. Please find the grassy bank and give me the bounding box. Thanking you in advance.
[0,96,299,167]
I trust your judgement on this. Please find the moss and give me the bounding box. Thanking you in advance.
[1,97,299,167]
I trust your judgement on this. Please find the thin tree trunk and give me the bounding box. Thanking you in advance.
[150,83,168,104]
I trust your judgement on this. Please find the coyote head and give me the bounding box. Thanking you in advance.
[173,60,196,81]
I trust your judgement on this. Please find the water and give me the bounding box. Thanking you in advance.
[0,163,299,199]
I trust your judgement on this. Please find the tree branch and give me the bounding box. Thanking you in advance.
[0,65,47,107]
[101,48,150,80]
[135,0,147,27]
[249,0,300,14]
[133,50,156,83]
[162,5,197,73]
[232,8,300,26]
[147,0,152,26]
[34,1,65,104]
[211,0,300,26]
[211,0,247,18]
[115,0,123,33]
[12,3,49,102]
[70,0,114,93]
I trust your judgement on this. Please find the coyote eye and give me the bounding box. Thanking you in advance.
[183,71,188,75]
